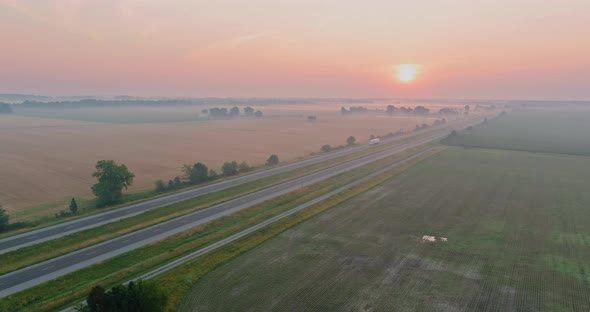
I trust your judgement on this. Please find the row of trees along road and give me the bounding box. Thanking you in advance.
[155,153,281,193]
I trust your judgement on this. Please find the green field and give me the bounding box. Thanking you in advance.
[179,147,590,311]
[443,108,590,156]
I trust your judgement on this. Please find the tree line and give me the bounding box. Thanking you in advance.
[200,106,263,118]
[155,154,280,193]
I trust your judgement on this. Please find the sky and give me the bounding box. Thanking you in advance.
[1,0,589,100]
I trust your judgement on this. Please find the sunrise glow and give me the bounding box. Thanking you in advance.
[397,64,418,83]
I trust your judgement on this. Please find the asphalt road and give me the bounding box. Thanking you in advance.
[0,131,450,298]
[0,122,461,255]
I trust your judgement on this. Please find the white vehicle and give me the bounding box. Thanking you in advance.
[369,138,381,145]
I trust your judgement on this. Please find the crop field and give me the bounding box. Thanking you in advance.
[443,107,590,156]
[179,147,590,312]
[0,110,443,213]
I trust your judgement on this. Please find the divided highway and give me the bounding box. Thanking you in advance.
[0,123,459,254]
[0,131,451,298]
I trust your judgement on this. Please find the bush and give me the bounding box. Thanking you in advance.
[0,206,9,232]
[154,179,167,193]
[266,154,279,166]
[321,144,332,153]
[346,136,356,146]
[222,161,239,176]
[238,161,251,173]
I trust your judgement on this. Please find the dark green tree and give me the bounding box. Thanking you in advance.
[167,179,175,190]
[86,280,168,312]
[230,106,240,116]
[222,161,238,176]
[321,144,331,153]
[266,154,279,166]
[0,205,9,232]
[238,161,251,173]
[69,198,78,214]
[346,136,356,146]
[154,179,167,192]
[182,162,209,184]
[91,160,135,207]
[173,176,182,188]
[254,110,263,117]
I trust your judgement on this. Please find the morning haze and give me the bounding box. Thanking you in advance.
[0,1,589,312]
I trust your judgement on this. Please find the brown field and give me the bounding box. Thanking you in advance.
[0,107,455,213]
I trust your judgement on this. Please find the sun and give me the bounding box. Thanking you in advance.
[396,64,418,82]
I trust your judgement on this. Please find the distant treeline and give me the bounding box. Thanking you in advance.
[202,106,262,118]
[0,103,13,114]
[340,106,370,114]
[17,98,315,109]
[385,105,431,115]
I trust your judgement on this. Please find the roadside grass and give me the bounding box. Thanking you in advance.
[176,147,590,312]
[0,125,447,239]
[0,145,442,312]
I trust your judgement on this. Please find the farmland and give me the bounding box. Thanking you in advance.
[0,103,457,214]
[179,147,590,312]
[443,107,590,156]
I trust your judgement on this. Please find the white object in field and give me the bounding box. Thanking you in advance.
[440,237,448,242]
[422,235,436,242]
[369,138,381,145]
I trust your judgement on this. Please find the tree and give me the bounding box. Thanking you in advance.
[321,144,331,153]
[464,105,470,111]
[154,179,167,192]
[69,198,78,214]
[167,179,175,190]
[244,106,255,116]
[208,169,219,179]
[222,161,238,176]
[413,106,430,114]
[86,280,168,312]
[230,106,240,117]
[0,205,9,232]
[238,161,251,173]
[266,154,279,166]
[182,162,209,184]
[91,160,135,207]
[386,105,396,115]
[254,110,263,117]
[346,136,356,146]
[173,176,182,188]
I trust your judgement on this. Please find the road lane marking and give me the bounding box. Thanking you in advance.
[41,265,54,271]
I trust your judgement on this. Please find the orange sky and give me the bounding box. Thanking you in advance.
[1,0,589,100]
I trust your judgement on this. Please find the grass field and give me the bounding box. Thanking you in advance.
[443,108,590,156]
[179,147,590,312]
[0,109,443,213]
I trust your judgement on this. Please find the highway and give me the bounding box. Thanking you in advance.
[0,130,452,298]
[0,121,463,254]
